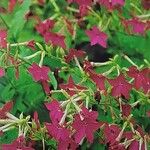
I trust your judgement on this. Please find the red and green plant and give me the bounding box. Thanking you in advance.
[0,0,150,149]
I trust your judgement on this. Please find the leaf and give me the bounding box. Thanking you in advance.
[8,0,31,40]
[1,84,15,101]
[0,129,18,144]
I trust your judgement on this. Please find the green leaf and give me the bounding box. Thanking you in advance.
[1,84,15,101]
[0,129,18,144]
[8,0,31,40]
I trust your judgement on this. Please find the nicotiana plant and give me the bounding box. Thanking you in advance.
[0,0,150,150]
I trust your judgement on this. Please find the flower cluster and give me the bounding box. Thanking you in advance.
[0,0,149,149]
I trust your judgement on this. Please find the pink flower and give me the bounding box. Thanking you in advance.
[129,140,145,150]
[104,124,121,144]
[36,19,55,36]
[65,48,86,63]
[0,101,13,119]
[72,107,99,143]
[0,30,7,48]
[28,63,50,82]
[98,0,125,10]
[125,18,146,35]
[28,63,50,94]
[59,76,86,96]
[45,123,70,141]
[127,66,150,93]
[89,71,106,91]
[108,74,132,99]
[85,26,108,48]
[2,135,34,150]
[45,100,63,123]
[44,32,66,49]
[58,138,77,150]
[83,61,106,91]
[0,68,5,77]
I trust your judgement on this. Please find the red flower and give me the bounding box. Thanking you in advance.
[104,124,121,143]
[28,63,50,94]
[129,140,145,150]
[108,74,132,99]
[85,26,108,48]
[98,0,125,10]
[58,138,77,150]
[65,48,86,63]
[83,61,106,91]
[36,19,55,36]
[0,30,7,48]
[125,18,146,35]
[44,32,66,49]
[121,104,131,117]
[2,135,34,150]
[72,107,99,143]
[89,71,106,91]
[59,76,86,96]
[0,101,13,119]
[127,66,150,93]
[28,63,50,82]
[45,123,70,141]
[0,68,5,77]
[45,100,63,123]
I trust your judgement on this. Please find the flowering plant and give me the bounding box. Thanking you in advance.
[0,0,150,149]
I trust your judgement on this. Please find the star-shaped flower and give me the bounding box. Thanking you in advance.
[83,61,106,91]
[127,66,150,93]
[28,63,50,82]
[45,123,70,141]
[36,19,55,36]
[104,124,121,143]
[44,32,66,49]
[59,76,86,96]
[0,30,7,48]
[28,63,51,93]
[72,107,99,143]
[108,74,132,99]
[65,48,86,63]
[85,26,108,48]
[45,100,63,123]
